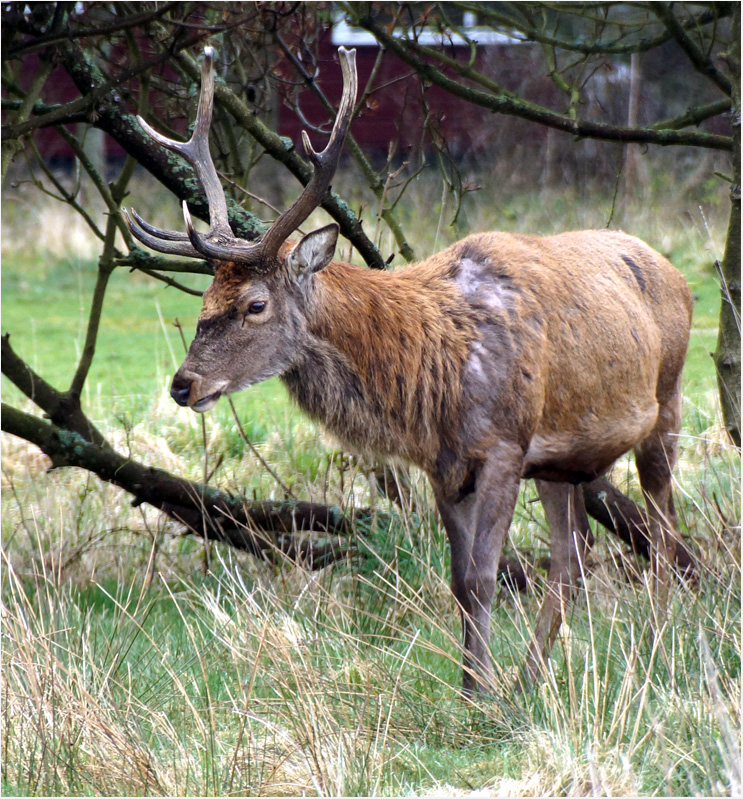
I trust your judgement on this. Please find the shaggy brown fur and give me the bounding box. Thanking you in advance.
[290,258,477,476]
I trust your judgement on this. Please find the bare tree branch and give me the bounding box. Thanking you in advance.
[651,98,732,131]
[345,6,733,152]
[1,335,108,448]
[275,33,416,262]
[127,267,205,296]
[652,2,733,96]
[455,1,731,56]
[0,395,697,579]
[115,249,212,275]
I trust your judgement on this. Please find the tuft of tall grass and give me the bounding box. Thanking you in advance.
[2,417,739,795]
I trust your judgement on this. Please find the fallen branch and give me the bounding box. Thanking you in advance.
[2,331,696,580]
[583,478,697,578]
[0,403,370,568]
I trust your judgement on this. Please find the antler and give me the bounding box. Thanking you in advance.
[123,46,233,259]
[124,46,358,272]
[257,46,357,262]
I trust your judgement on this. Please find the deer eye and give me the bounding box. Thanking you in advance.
[247,301,266,315]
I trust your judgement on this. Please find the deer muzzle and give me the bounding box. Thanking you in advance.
[170,368,226,413]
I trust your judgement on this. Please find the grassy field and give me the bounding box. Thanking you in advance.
[1,174,740,797]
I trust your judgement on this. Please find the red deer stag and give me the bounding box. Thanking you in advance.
[124,47,692,694]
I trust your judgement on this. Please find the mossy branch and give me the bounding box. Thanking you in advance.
[652,3,733,96]
[2,334,108,449]
[651,99,732,131]
[0,401,366,569]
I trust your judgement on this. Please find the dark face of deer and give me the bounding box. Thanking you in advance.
[171,225,339,412]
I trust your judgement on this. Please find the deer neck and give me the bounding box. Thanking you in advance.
[281,260,475,473]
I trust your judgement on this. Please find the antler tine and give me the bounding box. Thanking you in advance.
[302,48,358,165]
[126,48,356,270]
[136,46,233,239]
[258,47,358,262]
[181,201,267,268]
[123,208,202,258]
[130,208,190,241]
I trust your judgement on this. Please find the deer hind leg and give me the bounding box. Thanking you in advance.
[634,393,682,599]
[523,480,594,686]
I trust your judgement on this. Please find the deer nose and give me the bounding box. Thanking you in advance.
[170,377,192,407]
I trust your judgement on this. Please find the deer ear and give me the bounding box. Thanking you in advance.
[289,223,338,276]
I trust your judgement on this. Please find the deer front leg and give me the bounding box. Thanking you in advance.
[437,442,523,695]
[435,489,478,692]
[523,480,594,686]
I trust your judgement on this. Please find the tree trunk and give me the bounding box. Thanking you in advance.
[713,4,741,447]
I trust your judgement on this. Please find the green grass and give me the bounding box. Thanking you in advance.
[2,175,740,796]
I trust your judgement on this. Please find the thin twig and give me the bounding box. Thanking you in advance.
[228,397,295,499]
[200,413,212,572]
[24,139,106,241]
[128,267,204,297]
[220,173,284,217]
[275,31,416,262]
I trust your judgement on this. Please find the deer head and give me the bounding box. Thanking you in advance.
[124,46,357,411]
